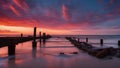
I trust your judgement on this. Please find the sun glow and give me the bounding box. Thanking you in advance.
[0,25,72,35]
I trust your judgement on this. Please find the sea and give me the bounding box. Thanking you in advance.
[0,35,120,68]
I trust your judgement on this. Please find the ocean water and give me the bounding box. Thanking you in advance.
[54,35,120,48]
[0,35,120,68]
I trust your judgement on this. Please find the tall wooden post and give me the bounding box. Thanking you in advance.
[86,38,88,43]
[118,40,120,47]
[39,32,42,47]
[32,27,37,48]
[100,39,103,45]
[39,32,41,41]
[8,43,16,56]
[43,33,46,45]
[21,33,23,38]
[78,38,80,42]
[20,33,23,42]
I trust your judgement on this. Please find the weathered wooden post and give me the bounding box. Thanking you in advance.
[118,40,120,47]
[39,32,41,41]
[78,38,80,42]
[32,47,37,58]
[43,33,46,45]
[86,38,88,43]
[32,27,37,48]
[39,32,42,47]
[100,39,103,45]
[21,33,23,38]
[20,33,23,42]
[43,33,46,38]
[8,43,16,56]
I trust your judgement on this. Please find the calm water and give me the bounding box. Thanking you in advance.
[0,36,120,68]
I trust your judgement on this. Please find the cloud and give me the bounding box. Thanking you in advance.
[0,0,120,35]
[13,0,29,11]
[62,4,72,21]
[0,29,18,33]
[9,5,21,16]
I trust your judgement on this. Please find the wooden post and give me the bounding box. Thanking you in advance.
[78,38,80,42]
[43,33,46,38]
[33,27,36,42]
[20,33,23,42]
[32,27,37,48]
[39,32,41,41]
[100,39,103,45]
[8,43,16,56]
[39,32,42,47]
[43,33,46,45]
[21,33,23,38]
[86,38,88,43]
[118,40,120,47]
[39,32,41,37]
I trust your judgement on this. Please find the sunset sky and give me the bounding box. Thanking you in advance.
[0,0,120,35]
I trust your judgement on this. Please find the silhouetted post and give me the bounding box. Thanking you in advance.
[100,39,103,45]
[32,27,37,48]
[78,38,80,42]
[86,38,88,43]
[43,33,46,45]
[21,33,23,38]
[20,33,23,42]
[39,32,41,41]
[8,43,16,56]
[39,32,42,47]
[118,40,120,47]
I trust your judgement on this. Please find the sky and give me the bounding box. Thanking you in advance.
[0,0,120,35]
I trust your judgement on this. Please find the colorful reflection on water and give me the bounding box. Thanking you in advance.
[0,37,120,68]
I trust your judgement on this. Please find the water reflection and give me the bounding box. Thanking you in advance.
[39,38,47,48]
[39,39,42,47]
[8,56,16,68]
[0,37,120,68]
[43,39,46,45]
[32,47,37,59]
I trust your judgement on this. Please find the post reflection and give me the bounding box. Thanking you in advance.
[43,39,46,47]
[32,47,37,59]
[8,56,17,68]
[39,39,47,48]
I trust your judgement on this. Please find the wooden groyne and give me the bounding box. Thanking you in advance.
[66,37,120,59]
[0,27,51,56]
[0,37,37,47]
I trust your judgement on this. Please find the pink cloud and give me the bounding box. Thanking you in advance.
[62,4,71,21]
[9,5,21,16]
[13,0,29,11]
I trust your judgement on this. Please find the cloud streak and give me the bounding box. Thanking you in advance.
[0,0,120,35]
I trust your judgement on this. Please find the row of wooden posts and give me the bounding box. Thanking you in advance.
[77,38,104,45]
[66,37,120,58]
[76,37,120,47]
[5,27,50,56]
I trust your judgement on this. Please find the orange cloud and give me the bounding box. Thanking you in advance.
[0,29,18,33]
[0,25,72,35]
[0,18,40,27]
